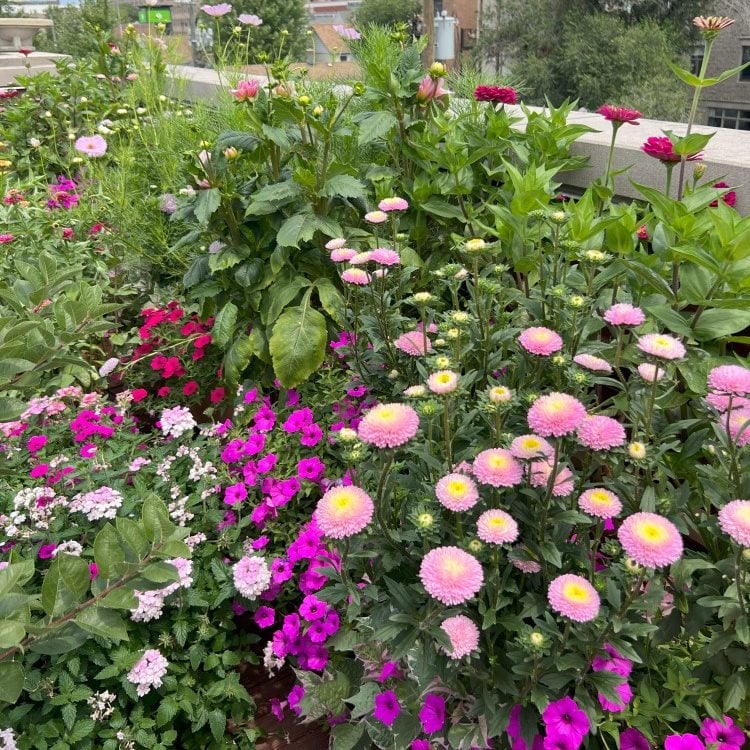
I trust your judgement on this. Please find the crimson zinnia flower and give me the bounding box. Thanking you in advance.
[710,181,737,207]
[597,104,641,125]
[641,136,702,163]
[18,48,34,56]
[474,85,518,105]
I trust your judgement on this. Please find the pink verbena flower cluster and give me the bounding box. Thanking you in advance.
[127,649,169,696]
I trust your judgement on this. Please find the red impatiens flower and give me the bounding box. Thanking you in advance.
[474,85,518,105]
[641,136,703,163]
[710,181,737,207]
[597,104,641,125]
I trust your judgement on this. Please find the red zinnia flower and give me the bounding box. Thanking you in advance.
[18,48,34,56]
[474,85,518,105]
[641,136,703,163]
[710,182,737,207]
[597,104,641,125]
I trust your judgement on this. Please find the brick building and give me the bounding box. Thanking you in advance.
[434,0,479,61]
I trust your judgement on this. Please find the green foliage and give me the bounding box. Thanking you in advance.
[352,0,421,28]
[42,0,116,58]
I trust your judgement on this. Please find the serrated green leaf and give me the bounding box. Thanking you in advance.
[28,622,89,655]
[0,619,25,648]
[356,110,398,146]
[194,188,221,225]
[0,559,34,598]
[208,709,226,742]
[276,213,308,249]
[321,174,367,200]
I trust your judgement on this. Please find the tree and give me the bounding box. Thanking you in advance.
[352,0,421,28]
[41,0,114,57]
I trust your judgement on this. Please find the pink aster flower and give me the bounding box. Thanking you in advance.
[477,509,519,544]
[373,690,400,726]
[427,370,459,395]
[542,697,590,746]
[603,303,646,326]
[325,238,347,250]
[510,434,554,460]
[201,2,232,15]
[435,473,479,511]
[527,393,587,437]
[578,488,622,518]
[700,715,746,750]
[725,408,750,446]
[394,331,432,356]
[618,512,683,567]
[378,197,409,212]
[419,694,446,734]
[315,486,374,538]
[440,614,480,658]
[597,104,641,125]
[365,210,388,224]
[718,500,750,547]
[74,135,107,157]
[665,735,705,750]
[576,415,626,451]
[358,403,419,448]
[708,365,750,396]
[419,546,484,605]
[638,363,665,383]
[573,353,612,374]
[473,448,523,488]
[370,248,400,265]
[341,268,371,285]
[349,251,373,265]
[518,327,564,356]
[330,247,357,262]
[509,549,542,573]
[637,333,686,360]
[530,460,575,496]
[548,574,601,622]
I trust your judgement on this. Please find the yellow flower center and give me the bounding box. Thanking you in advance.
[441,559,465,577]
[737,505,750,524]
[488,454,509,469]
[637,521,666,543]
[563,582,591,603]
[654,337,669,347]
[448,480,467,496]
[437,374,452,384]
[521,438,541,450]
[333,492,353,511]
[590,490,611,505]
[489,516,507,529]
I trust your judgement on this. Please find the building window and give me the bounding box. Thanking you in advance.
[707,107,750,130]
[691,45,704,76]
[434,0,444,13]
[741,46,750,81]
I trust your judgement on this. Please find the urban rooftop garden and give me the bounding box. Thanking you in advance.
[0,6,749,750]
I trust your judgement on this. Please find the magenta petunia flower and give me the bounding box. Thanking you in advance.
[474,85,518,104]
[665,734,705,750]
[597,680,632,712]
[253,606,275,628]
[201,2,232,15]
[435,473,479,511]
[592,643,633,677]
[440,614,480,658]
[373,690,400,726]
[358,403,419,448]
[477,509,519,545]
[473,448,523,488]
[27,434,48,452]
[412,740,430,750]
[576,415,626,451]
[419,694,446,734]
[597,104,641,125]
[419,546,484,605]
[394,330,432,356]
[510,434,554,460]
[541,697,590,746]
[637,333,686,360]
[617,512,683,567]
[315,486,373,538]
[718,500,750,547]
[708,365,750,396]
[700,715,746,750]
[603,303,646,326]
[548,574,601,622]
[573,353,613,374]
[621,728,650,750]
[518,327,564,356]
[378,197,409,212]
[578,488,622,519]
[341,268,370,285]
[527,393,587,437]
[74,135,107,157]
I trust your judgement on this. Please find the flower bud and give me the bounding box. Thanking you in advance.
[693,162,706,179]
[429,61,446,76]
[223,146,239,159]
[298,94,311,107]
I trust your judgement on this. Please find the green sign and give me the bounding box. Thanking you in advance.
[137,7,173,24]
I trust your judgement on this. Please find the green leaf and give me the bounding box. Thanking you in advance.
[194,188,222,225]
[212,301,238,347]
[74,607,129,642]
[28,622,89,655]
[0,619,25,648]
[99,586,138,610]
[0,397,24,421]
[332,722,365,750]
[693,309,750,341]
[723,672,746,711]
[356,110,398,146]
[216,130,260,152]
[0,559,34,598]
[93,524,127,582]
[269,293,327,388]
[315,277,346,326]
[234,258,264,288]
[671,132,713,156]
[141,561,180,584]
[347,682,380,719]
[224,332,256,383]
[41,554,90,617]
[420,198,466,221]
[208,709,226,742]
[321,175,367,200]
[0,662,24,703]
[116,517,149,560]
[142,496,175,544]
[276,213,308,249]
[641,303,692,338]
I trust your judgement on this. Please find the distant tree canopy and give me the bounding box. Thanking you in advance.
[352,0,421,28]
[42,0,115,57]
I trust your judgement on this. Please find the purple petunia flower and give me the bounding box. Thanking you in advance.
[373,690,400,726]
[419,694,446,734]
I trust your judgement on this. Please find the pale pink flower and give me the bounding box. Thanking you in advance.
[330,248,357,262]
[509,550,542,573]
[708,365,750,396]
[527,393,587,437]
[349,251,373,265]
[358,403,420,448]
[603,303,645,326]
[394,331,432,356]
[325,238,347,250]
[638,363,665,382]
[316,486,374,538]
[419,546,483,605]
[718,500,750,546]
[573,353,612,374]
[440,615,480,658]
[473,448,523,488]
[518,327,564,356]
[127,649,169,696]
[548,574,601,622]
[238,13,262,25]
[370,248,400,266]
[435,473,479,511]
[378,197,409,212]
[477,509,519,544]
[341,268,371,285]
[576,415,626,451]
[74,135,107,157]
[365,210,388,223]
[637,333,686,360]
[724,408,750,447]
[618,512,683,567]
[201,2,232,15]
[530,460,575,496]
[578,488,623,519]
[706,393,750,413]
[510,434,554,460]
[427,370,459,395]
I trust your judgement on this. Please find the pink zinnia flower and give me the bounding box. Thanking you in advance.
[518,327,564,356]
[618,512,683,567]
[527,392,587,437]
[0,234,14,244]
[578,488,622,518]
[378,197,408,212]
[370,248,400,266]
[708,364,750,396]
[576,415,626,451]
[718,500,750,547]
[710,181,737,208]
[373,690,400,726]
[341,268,370,285]
[700,715,746,750]
[637,333,686,360]
[394,331,432,356]
[74,135,107,157]
[419,546,483,605]
[573,353,612,374]
[201,2,232,15]
[315,486,374,538]
[427,370,459,395]
[510,434,554,460]
[472,448,523,488]
[476,509,519,545]
[638,363,665,383]
[597,104,641,125]
[435,473,479,511]
[642,136,703,163]
[440,614,480,658]
[358,403,419,448]
[548,574,600,622]
[474,85,518,104]
[603,303,645,326]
